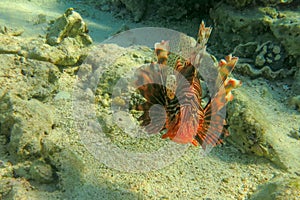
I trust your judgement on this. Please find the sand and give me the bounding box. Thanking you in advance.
[0,0,298,199]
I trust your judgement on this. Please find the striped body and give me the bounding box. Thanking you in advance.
[132,21,240,148]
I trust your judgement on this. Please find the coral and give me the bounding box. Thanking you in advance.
[46,8,93,46]
[0,3,299,198]
[210,2,299,62]
[1,95,54,161]
[254,41,286,71]
[12,160,55,184]
[0,34,22,54]
[291,57,300,95]
[232,41,295,79]
[232,42,258,59]
[226,89,270,157]
[0,177,34,200]
[0,54,60,101]
[0,161,13,179]
[29,160,55,183]
[0,31,91,66]
[234,63,296,79]
[268,11,300,57]
[25,38,89,66]
[226,83,300,172]
[118,0,147,22]
[230,40,297,80]
[0,178,13,198]
[210,4,270,56]
[225,0,255,8]
[226,0,293,8]
[105,0,213,22]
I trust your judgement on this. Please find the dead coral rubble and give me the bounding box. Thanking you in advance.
[0,8,92,66]
[0,8,93,199]
[227,84,300,173]
[46,8,93,46]
[291,58,300,95]
[212,4,299,54]
[226,0,294,8]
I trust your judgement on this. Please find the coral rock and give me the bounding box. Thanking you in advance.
[0,93,54,161]
[46,8,92,47]
[227,85,300,172]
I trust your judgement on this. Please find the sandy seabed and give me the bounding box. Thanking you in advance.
[0,0,299,199]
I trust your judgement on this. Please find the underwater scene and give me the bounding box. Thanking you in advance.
[0,0,300,199]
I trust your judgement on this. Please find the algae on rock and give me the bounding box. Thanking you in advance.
[0,8,93,83]
[46,8,92,47]
[266,9,300,57]
[227,83,300,172]
[0,94,55,161]
[250,175,300,200]
[0,9,99,186]
[226,88,270,157]
[291,57,300,95]
[226,0,293,8]
[210,2,299,61]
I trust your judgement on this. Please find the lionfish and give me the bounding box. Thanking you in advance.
[132,21,241,149]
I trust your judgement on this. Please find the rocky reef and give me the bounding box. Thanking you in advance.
[209,1,300,102]
[95,0,300,86]
[208,0,300,165]
[77,0,300,92]
[0,8,92,66]
[0,1,300,199]
[79,0,212,22]
[226,82,300,172]
[206,2,300,196]
[0,7,93,199]
[94,0,299,198]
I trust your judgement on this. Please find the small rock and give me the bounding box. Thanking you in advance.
[29,160,54,183]
[274,54,281,61]
[0,25,24,36]
[255,54,265,67]
[289,128,300,140]
[33,14,47,25]
[288,95,300,111]
[291,58,300,95]
[0,178,13,197]
[273,45,281,54]
[112,96,126,107]
[46,8,92,46]
[250,175,300,200]
[100,4,110,11]
[54,91,71,101]
[1,95,55,161]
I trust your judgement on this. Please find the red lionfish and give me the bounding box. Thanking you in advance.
[132,21,241,149]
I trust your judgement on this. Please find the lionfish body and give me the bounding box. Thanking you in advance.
[133,21,241,149]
